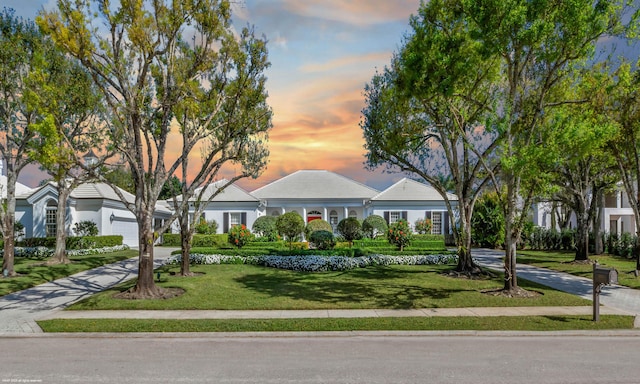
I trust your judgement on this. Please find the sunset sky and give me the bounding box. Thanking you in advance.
[7,0,422,192]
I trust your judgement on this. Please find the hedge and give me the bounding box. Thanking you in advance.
[162,233,228,247]
[19,235,123,249]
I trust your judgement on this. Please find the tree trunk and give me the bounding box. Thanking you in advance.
[593,190,604,255]
[50,188,71,264]
[503,183,518,291]
[2,171,17,277]
[574,211,589,262]
[455,206,481,274]
[179,210,194,276]
[129,207,162,298]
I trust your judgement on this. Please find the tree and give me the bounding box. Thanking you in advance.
[276,212,304,250]
[607,61,640,272]
[337,217,362,248]
[0,9,45,276]
[158,176,182,200]
[168,23,271,276]
[543,68,619,261]
[39,0,270,297]
[362,215,388,239]
[361,0,501,275]
[465,0,625,291]
[252,215,278,241]
[27,36,104,265]
[304,219,333,240]
[471,191,505,249]
[387,219,412,251]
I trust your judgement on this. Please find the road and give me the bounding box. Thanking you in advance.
[2,332,640,384]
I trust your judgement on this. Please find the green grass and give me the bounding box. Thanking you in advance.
[0,250,138,296]
[37,315,635,333]
[68,263,591,310]
[517,250,640,289]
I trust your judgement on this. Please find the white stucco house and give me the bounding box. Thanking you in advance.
[16,182,172,246]
[532,186,636,235]
[169,180,261,233]
[182,170,459,235]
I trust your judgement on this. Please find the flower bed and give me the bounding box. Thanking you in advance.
[166,253,458,272]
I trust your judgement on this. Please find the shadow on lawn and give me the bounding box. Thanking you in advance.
[234,267,467,309]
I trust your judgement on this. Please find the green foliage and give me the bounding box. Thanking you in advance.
[73,221,99,237]
[162,234,228,248]
[252,216,279,241]
[304,219,333,239]
[158,176,183,200]
[528,227,576,251]
[194,219,218,235]
[414,218,432,234]
[471,192,505,248]
[362,215,388,239]
[276,212,305,249]
[387,220,412,251]
[337,217,363,247]
[228,224,253,249]
[20,235,123,249]
[102,167,135,194]
[309,230,336,250]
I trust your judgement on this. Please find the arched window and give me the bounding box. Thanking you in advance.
[349,210,357,218]
[46,200,57,237]
[329,210,338,227]
[307,210,322,223]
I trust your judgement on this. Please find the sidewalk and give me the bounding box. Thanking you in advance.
[1,248,639,334]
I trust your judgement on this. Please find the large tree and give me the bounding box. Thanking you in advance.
[465,0,626,291]
[27,37,104,265]
[608,60,640,273]
[0,9,44,276]
[361,0,501,274]
[38,0,267,298]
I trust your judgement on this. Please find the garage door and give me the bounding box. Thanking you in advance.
[112,219,139,247]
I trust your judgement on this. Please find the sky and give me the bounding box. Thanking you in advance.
[6,0,422,192]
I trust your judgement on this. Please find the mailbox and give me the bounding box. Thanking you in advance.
[594,265,618,285]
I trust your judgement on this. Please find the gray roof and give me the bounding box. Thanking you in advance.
[251,170,380,200]
[372,178,457,201]
[189,180,258,202]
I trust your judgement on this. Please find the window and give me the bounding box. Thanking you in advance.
[431,212,442,235]
[329,210,338,230]
[46,200,57,237]
[389,211,401,224]
[229,212,241,227]
[349,210,357,218]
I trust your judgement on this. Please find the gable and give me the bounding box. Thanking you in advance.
[372,178,457,202]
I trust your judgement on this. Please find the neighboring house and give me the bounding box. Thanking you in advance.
[16,182,172,246]
[169,180,261,233]
[183,170,458,235]
[532,186,637,235]
[368,178,458,235]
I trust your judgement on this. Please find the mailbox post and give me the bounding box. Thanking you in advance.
[593,263,618,322]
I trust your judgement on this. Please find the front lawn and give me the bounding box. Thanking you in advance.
[68,263,591,310]
[0,249,138,296]
[37,315,634,333]
[517,250,640,289]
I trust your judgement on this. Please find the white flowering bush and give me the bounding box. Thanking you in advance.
[167,253,458,272]
[1,244,130,260]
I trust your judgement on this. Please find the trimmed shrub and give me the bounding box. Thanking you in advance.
[387,219,412,251]
[228,224,253,249]
[362,215,388,239]
[337,217,362,247]
[73,220,99,236]
[414,218,432,234]
[20,235,123,249]
[304,219,333,239]
[162,233,228,247]
[252,216,279,241]
[471,191,504,248]
[276,212,305,249]
[309,230,336,250]
[194,219,218,235]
